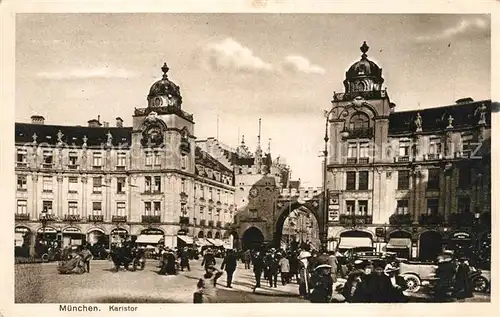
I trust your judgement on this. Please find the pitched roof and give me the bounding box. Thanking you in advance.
[195,146,233,175]
[15,123,132,147]
[388,100,491,135]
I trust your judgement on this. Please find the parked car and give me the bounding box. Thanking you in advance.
[398,261,438,293]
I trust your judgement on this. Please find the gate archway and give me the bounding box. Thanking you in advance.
[419,231,442,261]
[242,227,264,251]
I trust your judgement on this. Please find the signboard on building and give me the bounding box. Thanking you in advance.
[327,191,340,222]
[453,232,471,240]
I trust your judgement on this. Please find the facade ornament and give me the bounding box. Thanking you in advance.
[105,175,112,184]
[56,130,64,146]
[477,103,487,125]
[32,133,38,145]
[31,174,38,182]
[446,115,454,129]
[56,174,64,182]
[82,135,88,148]
[414,113,422,132]
[106,131,113,147]
[81,176,88,183]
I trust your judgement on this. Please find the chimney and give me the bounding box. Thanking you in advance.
[88,119,101,128]
[31,115,45,125]
[456,97,474,104]
[116,117,124,128]
[103,121,109,128]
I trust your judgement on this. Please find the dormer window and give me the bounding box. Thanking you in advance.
[349,113,370,131]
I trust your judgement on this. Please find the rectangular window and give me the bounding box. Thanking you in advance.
[209,187,214,200]
[429,137,442,155]
[69,152,78,166]
[17,149,27,165]
[358,171,369,190]
[427,169,440,190]
[43,150,53,165]
[181,155,187,169]
[117,177,126,193]
[153,151,161,165]
[347,143,357,158]
[458,167,471,189]
[145,151,153,166]
[217,190,221,201]
[426,199,439,215]
[357,200,368,215]
[42,176,53,192]
[457,197,471,214]
[200,185,205,198]
[346,172,356,190]
[145,176,152,192]
[144,202,152,215]
[117,152,126,167]
[396,200,409,214]
[346,200,355,215]
[92,202,102,215]
[17,200,27,214]
[181,179,186,193]
[68,177,78,193]
[153,176,161,192]
[397,170,410,190]
[42,201,53,214]
[68,201,78,215]
[92,177,102,193]
[17,175,27,190]
[116,202,126,216]
[399,140,410,157]
[359,142,369,158]
[92,152,102,167]
[461,132,474,154]
[154,202,161,215]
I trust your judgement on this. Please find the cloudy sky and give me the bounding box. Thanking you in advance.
[16,13,491,186]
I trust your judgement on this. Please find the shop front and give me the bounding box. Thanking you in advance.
[177,229,194,249]
[62,227,85,247]
[136,228,164,247]
[448,231,473,258]
[87,228,109,259]
[15,226,32,257]
[337,230,373,253]
[36,226,59,256]
[385,231,412,259]
[418,230,442,261]
[110,227,129,247]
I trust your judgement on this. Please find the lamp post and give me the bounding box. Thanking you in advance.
[322,106,350,252]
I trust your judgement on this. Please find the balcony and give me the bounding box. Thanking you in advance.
[208,220,214,227]
[346,157,357,164]
[426,153,442,161]
[39,213,57,221]
[92,165,103,170]
[397,156,410,163]
[339,214,373,226]
[216,221,222,228]
[112,215,127,223]
[63,214,81,222]
[16,162,28,168]
[179,216,190,225]
[116,166,126,171]
[42,163,54,169]
[142,215,161,223]
[68,164,79,170]
[448,212,474,227]
[15,213,30,221]
[389,213,413,225]
[88,214,104,222]
[419,214,444,226]
[358,157,370,164]
[199,219,206,227]
[346,127,374,139]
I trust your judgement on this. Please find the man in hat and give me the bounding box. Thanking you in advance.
[455,256,473,300]
[252,249,265,291]
[309,264,334,303]
[364,259,394,303]
[278,252,290,285]
[384,263,408,302]
[298,251,312,299]
[342,259,369,303]
[221,249,238,288]
[201,248,216,270]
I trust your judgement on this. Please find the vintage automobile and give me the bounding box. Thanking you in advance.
[398,261,438,293]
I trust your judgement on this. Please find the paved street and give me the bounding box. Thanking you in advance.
[15,259,490,303]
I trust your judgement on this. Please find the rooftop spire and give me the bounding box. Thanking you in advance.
[161,62,169,79]
[360,41,369,59]
[267,138,271,153]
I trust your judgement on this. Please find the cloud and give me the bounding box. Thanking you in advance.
[36,67,134,80]
[279,55,326,74]
[200,38,273,73]
[415,17,489,42]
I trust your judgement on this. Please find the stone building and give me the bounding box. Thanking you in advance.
[14,63,238,256]
[325,42,491,261]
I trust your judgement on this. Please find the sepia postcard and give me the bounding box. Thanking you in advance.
[0,0,498,316]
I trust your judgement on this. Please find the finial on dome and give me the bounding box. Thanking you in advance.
[360,41,369,58]
[161,62,169,79]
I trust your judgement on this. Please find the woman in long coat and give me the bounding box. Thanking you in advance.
[455,257,474,300]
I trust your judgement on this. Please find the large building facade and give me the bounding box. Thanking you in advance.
[325,42,491,262]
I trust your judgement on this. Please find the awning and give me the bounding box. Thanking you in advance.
[386,238,412,249]
[207,238,223,247]
[135,234,163,244]
[177,235,194,244]
[195,239,210,247]
[15,233,24,247]
[338,237,372,249]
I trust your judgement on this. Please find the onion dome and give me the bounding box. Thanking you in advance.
[147,62,183,108]
[343,42,384,94]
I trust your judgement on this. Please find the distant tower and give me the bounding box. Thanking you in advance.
[255,118,263,173]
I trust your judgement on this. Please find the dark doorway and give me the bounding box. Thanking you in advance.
[419,231,442,261]
[242,227,264,251]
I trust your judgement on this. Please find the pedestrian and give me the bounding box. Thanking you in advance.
[267,249,279,288]
[342,259,369,303]
[79,244,93,273]
[289,252,299,283]
[298,250,311,299]
[179,247,191,272]
[201,248,216,270]
[244,249,252,269]
[252,250,265,291]
[278,253,290,285]
[194,265,224,303]
[384,263,408,302]
[455,257,474,300]
[309,264,334,303]
[327,251,338,285]
[221,249,238,288]
[364,259,394,303]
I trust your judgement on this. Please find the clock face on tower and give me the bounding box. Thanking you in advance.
[249,187,259,198]
[153,97,163,107]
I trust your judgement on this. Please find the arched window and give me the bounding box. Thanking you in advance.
[198,231,204,238]
[207,231,213,238]
[215,232,221,239]
[349,113,370,131]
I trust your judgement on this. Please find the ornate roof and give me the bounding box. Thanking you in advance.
[343,42,384,95]
[147,62,183,108]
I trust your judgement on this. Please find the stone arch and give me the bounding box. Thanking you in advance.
[241,226,264,251]
[387,229,413,239]
[198,231,205,238]
[215,231,221,239]
[418,230,442,261]
[87,227,108,247]
[207,231,213,238]
[87,227,106,234]
[274,199,322,248]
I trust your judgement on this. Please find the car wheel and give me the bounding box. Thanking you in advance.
[41,253,49,262]
[473,276,489,293]
[403,274,421,293]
